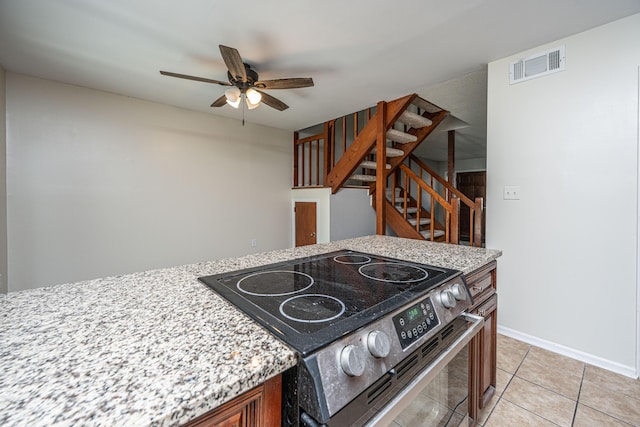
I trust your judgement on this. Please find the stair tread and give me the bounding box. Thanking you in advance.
[350,174,377,182]
[391,198,414,206]
[386,128,417,144]
[395,206,418,214]
[360,160,391,170]
[371,147,404,157]
[408,217,431,226]
[421,229,446,239]
[397,110,433,128]
[412,97,443,114]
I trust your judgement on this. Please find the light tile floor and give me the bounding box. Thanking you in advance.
[480,334,640,426]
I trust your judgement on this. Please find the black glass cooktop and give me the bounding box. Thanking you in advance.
[198,250,460,355]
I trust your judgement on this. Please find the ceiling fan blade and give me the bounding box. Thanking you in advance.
[219,45,247,82]
[255,78,314,90]
[257,90,289,111]
[211,95,227,107]
[160,70,231,86]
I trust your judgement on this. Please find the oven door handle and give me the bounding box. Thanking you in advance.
[365,313,484,427]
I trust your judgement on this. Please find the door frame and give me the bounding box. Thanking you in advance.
[292,200,318,248]
[291,197,320,248]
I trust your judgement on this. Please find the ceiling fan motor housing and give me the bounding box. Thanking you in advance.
[228,63,259,89]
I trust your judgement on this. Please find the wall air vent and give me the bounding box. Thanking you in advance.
[509,45,565,84]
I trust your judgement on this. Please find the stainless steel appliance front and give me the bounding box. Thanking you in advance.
[367,313,483,427]
[198,250,477,427]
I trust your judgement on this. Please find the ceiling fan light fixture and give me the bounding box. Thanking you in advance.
[225,87,241,108]
[246,98,260,110]
[246,88,262,105]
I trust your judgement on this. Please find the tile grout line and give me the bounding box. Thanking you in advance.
[482,346,531,426]
[575,378,637,427]
[497,346,568,427]
[570,364,586,427]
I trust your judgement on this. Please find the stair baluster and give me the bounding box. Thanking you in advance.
[292,93,482,247]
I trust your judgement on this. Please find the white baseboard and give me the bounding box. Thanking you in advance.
[497,325,638,380]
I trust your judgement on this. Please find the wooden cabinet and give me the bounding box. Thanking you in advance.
[183,374,282,427]
[465,261,497,422]
[473,293,497,408]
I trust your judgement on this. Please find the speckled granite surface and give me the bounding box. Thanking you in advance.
[0,235,500,427]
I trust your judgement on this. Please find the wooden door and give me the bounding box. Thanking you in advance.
[295,202,317,247]
[456,171,486,243]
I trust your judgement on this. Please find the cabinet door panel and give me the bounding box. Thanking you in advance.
[465,262,498,421]
[475,293,497,409]
[211,411,243,427]
[183,374,282,427]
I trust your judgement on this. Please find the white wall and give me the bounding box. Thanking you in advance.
[291,187,377,245]
[330,188,376,241]
[455,157,486,172]
[0,65,6,294]
[414,69,488,163]
[6,73,293,291]
[487,14,640,374]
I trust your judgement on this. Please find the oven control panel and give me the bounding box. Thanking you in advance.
[392,296,440,349]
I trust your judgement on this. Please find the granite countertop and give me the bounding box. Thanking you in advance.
[0,235,501,427]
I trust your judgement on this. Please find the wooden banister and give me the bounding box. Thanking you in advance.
[393,164,459,243]
[400,165,450,209]
[409,154,474,207]
[293,131,326,187]
[408,154,483,247]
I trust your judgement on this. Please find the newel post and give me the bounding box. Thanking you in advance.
[375,101,387,235]
[450,197,460,245]
[323,122,331,186]
[293,131,299,187]
[473,197,483,247]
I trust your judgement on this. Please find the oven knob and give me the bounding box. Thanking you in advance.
[439,289,456,309]
[451,283,467,301]
[367,331,391,358]
[340,345,366,377]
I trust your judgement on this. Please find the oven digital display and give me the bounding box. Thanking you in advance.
[392,296,440,349]
[407,307,420,322]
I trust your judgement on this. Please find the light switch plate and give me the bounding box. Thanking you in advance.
[503,186,521,200]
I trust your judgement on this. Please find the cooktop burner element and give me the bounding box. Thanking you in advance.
[333,254,371,264]
[199,250,463,355]
[237,270,314,296]
[358,262,429,283]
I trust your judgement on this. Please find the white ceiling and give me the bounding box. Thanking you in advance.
[1,0,639,156]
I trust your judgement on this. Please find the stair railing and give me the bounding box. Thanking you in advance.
[293,108,376,188]
[407,154,483,247]
[393,164,460,244]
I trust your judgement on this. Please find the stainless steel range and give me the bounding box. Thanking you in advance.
[199,250,483,426]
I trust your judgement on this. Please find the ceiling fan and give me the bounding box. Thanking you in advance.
[160,45,314,112]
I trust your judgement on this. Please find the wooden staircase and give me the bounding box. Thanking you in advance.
[293,93,483,246]
[385,187,447,241]
[324,94,447,192]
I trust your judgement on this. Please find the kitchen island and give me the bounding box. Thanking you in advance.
[0,235,501,426]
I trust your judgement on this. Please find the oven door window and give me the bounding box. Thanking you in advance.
[389,345,469,427]
[363,314,483,427]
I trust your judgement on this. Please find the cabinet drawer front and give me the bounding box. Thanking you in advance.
[465,261,496,301]
[473,293,497,317]
[468,275,493,300]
